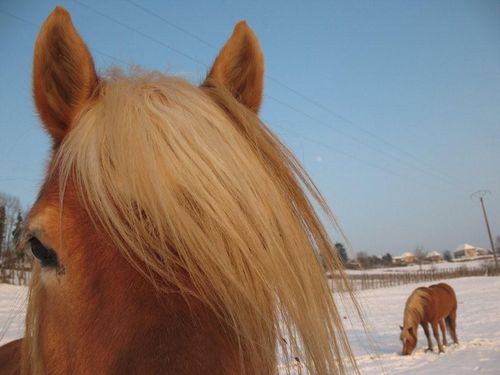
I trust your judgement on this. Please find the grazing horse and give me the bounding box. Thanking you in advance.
[0,7,361,375]
[400,283,458,355]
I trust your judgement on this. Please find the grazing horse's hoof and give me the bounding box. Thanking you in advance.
[425,348,433,353]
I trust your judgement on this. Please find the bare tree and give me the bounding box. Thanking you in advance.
[0,192,22,258]
[356,251,370,269]
[414,246,426,270]
[0,205,5,258]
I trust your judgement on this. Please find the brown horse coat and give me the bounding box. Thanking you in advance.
[0,339,21,375]
[422,283,457,324]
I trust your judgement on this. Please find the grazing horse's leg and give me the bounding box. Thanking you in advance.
[431,320,444,353]
[439,319,448,346]
[421,322,433,352]
[447,311,459,345]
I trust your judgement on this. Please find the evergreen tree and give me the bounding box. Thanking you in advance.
[382,253,393,266]
[334,242,349,264]
[12,211,23,250]
[443,250,453,262]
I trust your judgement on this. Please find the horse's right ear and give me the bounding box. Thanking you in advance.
[399,325,403,331]
[204,21,264,113]
[33,7,97,144]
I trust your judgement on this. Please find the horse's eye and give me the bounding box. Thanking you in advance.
[29,237,58,268]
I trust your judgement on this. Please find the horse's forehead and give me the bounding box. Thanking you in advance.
[28,198,61,244]
[401,327,411,339]
[28,170,76,240]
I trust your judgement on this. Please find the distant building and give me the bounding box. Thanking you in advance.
[476,247,490,256]
[393,252,416,265]
[426,251,444,263]
[346,259,362,269]
[453,244,486,259]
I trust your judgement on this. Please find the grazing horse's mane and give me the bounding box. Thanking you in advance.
[403,288,430,327]
[22,65,360,374]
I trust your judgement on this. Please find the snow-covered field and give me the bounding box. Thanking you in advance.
[0,283,26,346]
[348,276,500,374]
[1,276,499,374]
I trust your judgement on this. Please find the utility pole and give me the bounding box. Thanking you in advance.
[471,191,498,270]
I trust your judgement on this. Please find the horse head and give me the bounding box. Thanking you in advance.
[400,325,417,355]
[25,6,267,373]
[21,6,358,374]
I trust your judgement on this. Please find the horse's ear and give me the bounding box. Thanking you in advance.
[400,325,403,331]
[205,21,264,113]
[33,6,98,144]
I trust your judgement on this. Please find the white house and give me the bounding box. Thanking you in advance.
[393,252,416,265]
[476,247,490,256]
[426,251,444,262]
[454,244,478,259]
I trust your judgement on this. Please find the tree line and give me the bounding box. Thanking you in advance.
[0,192,30,267]
[1,189,499,271]
[328,243,479,270]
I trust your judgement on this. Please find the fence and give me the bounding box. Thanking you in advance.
[1,263,499,289]
[340,266,499,291]
[0,265,31,286]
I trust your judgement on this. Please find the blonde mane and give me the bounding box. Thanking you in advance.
[23,69,361,374]
[403,288,430,328]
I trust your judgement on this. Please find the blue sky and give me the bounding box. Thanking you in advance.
[1,0,499,255]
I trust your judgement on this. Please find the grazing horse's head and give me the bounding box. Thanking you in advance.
[23,6,359,375]
[400,325,417,355]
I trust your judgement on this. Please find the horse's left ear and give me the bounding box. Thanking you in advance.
[399,325,403,331]
[33,7,98,144]
[204,21,264,113]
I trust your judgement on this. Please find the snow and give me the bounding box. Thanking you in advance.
[348,277,500,374]
[1,276,499,374]
[0,284,27,346]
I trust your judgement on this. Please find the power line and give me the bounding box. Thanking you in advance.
[0,6,469,195]
[271,123,465,194]
[73,0,467,191]
[0,8,130,67]
[123,0,468,188]
[267,94,467,191]
[266,76,466,185]
[125,0,216,50]
[73,0,208,67]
